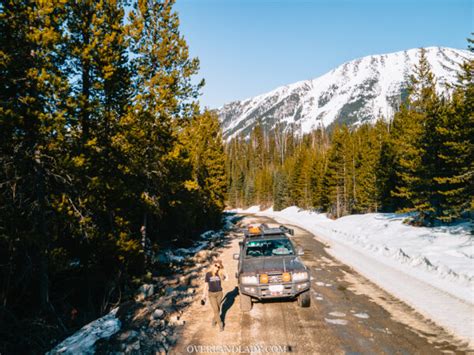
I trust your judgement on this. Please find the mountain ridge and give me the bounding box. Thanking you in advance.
[218,46,473,139]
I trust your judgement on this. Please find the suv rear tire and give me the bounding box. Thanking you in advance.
[297,290,310,307]
[240,293,252,312]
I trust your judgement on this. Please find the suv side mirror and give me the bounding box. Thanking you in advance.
[233,253,240,260]
[297,247,304,256]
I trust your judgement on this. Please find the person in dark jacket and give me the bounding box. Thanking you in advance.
[202,259,227,331]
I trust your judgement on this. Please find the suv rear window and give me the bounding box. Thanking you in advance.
[245,238,294,257]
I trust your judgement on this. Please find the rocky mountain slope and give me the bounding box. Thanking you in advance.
[218,47,473,139]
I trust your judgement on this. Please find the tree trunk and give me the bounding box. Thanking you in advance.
[81,60,90,143]
[80,9,92,145]
[35,149,49,311]
[141,210,152,269]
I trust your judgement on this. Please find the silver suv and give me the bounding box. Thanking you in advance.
[234,225,311,311]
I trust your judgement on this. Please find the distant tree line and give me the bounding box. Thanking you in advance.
[226,45,473,224]
[0,0,225,352]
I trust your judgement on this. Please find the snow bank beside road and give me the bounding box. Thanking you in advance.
[48,308,121,355]
[233,206,474,346]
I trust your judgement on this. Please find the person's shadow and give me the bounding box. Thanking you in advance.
[220,287,239,324]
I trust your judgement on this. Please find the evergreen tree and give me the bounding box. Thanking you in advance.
[310,153,327,211]
[322,125,352,217]
[182,110,227,228]
[422,39,474,222]
[288,145,313,208]
[390,48,438,219]
[62,0,142,280]
[123,0,203,243]
[309,129,329,211]
[353,122,389,213]
[255,167,273,207]
[377,119,401,211]
[0,0,69,316]
[273,171,289,211]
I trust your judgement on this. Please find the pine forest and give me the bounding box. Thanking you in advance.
[226,46,473,224]
[1,1,225,352]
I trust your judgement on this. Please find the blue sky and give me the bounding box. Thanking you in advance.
[174,0,473,108]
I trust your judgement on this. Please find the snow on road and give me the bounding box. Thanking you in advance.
[230,206,474,346]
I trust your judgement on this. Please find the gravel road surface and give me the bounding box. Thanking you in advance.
[171,215,471,354]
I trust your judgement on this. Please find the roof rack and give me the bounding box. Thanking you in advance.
[242,224,294,238]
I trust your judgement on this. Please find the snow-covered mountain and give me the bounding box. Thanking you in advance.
[218,47,473,140]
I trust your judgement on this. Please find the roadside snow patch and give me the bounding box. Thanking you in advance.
[325,318,348,325]
[48,308,121,355]
[329,312,346,317]
[155,214,238,265]
[229,205,262,213]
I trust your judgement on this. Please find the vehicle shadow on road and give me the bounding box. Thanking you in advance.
[221,286,239,324]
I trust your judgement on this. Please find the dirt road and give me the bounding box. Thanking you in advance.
[171,215,471,354]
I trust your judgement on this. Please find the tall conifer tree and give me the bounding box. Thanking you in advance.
[0,0,69,312]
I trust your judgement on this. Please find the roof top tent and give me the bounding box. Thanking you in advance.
[243,224,294,238]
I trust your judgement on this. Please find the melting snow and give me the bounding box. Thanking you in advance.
[48,308,121,354]
[325,318,348,325]
[329,312,346,317]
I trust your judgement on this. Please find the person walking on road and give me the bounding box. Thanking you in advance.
[202,259,228,331]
